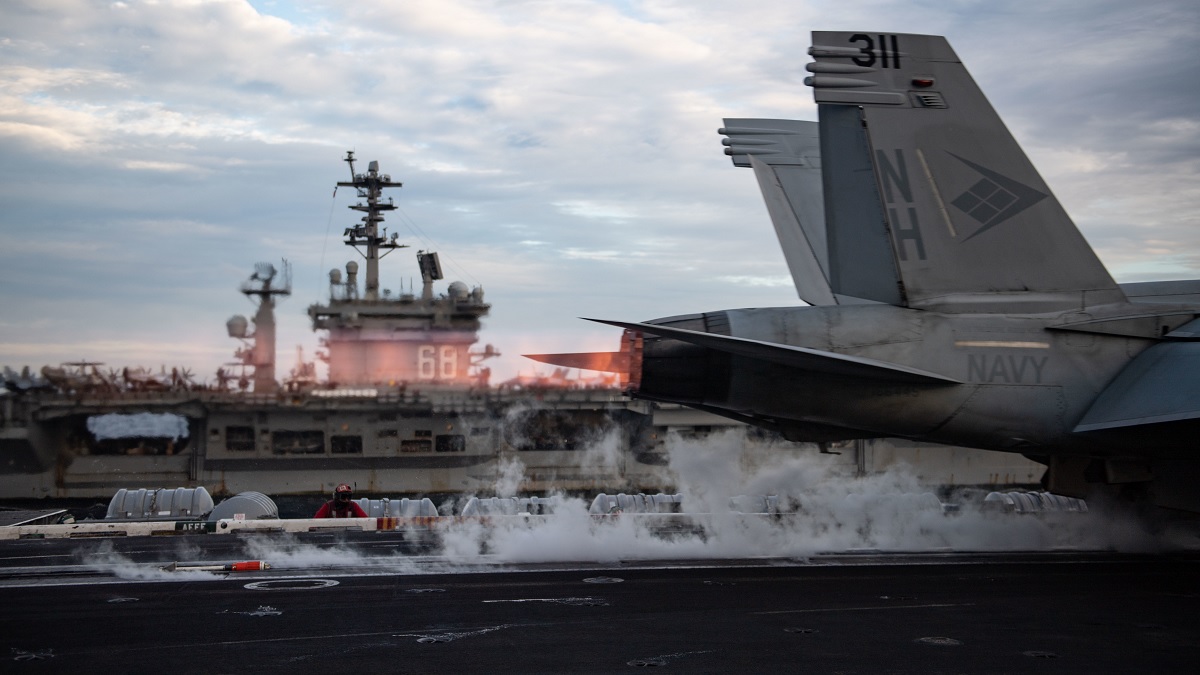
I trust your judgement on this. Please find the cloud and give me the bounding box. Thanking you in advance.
[0,0,1197,383]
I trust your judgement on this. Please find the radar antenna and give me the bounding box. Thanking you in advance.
[338,151,407,300]
[230,259,292,393]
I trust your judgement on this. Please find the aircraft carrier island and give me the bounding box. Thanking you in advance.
[0,151,1042,504]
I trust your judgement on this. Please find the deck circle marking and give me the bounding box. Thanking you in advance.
[244,578,340,591]
[915,636,961,646]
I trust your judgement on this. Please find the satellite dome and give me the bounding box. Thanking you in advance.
[448,281,469,299]
[226,315,249,338]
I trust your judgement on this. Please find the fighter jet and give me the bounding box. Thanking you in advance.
[528,31,1200,513]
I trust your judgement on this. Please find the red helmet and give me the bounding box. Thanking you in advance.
[334,483,353,501]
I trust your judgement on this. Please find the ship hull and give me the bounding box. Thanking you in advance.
[2,387,676,499]
[0,385,1045,500]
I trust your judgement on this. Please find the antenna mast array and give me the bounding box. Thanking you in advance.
[339,151,407,301]
[228,260,292,393]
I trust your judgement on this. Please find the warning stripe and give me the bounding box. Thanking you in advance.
[375,516,442,530]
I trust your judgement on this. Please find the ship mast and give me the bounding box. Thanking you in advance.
[309,152,493,388]
[229,261,292,393]
[338,151,407,300]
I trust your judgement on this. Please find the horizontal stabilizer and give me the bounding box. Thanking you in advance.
[1075,342,1200,432]
[1122,279,1200,305]
[586,318,959,385]
[1049,312,1199,340]
[523,351,629,374]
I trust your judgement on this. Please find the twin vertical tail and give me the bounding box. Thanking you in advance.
[529,31,1133,380]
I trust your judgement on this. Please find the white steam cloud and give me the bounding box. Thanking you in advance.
[492,455,526,498]
[79,539,221,582]
[435,429,1172,563]
[78,430,1191,582]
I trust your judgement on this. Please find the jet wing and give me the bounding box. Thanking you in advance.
[1167,318,1200,339]
[587,318,960,385]
[1074,341,1200,432]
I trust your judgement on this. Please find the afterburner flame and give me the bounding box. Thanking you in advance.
[523,329,641,389]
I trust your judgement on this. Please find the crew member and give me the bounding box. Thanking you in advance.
[314,483,368,518]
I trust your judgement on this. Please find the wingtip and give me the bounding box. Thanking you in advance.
[583,317,642,330]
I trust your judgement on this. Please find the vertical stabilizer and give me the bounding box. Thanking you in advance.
[719,119,836,305]
[807,31,1125,312]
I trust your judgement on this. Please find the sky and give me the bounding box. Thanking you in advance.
[1,0,1198,384]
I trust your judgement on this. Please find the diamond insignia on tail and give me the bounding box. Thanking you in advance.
[948,153,1048,241]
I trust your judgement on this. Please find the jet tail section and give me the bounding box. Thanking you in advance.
[807,32,1126,312]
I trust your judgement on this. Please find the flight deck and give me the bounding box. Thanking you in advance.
[0,538,1196,673]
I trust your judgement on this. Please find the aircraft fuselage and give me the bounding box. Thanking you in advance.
[635,303,1178,457]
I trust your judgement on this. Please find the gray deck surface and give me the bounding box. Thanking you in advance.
[1,533,1197,673]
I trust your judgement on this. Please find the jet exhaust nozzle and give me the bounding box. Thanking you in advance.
[523,330,643,389]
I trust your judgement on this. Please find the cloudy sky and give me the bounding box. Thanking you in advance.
[1,0,1198,384]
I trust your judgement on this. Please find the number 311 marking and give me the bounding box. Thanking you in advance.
[850,34,901,69]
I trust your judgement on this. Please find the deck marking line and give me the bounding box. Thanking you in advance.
[754,602,972,615]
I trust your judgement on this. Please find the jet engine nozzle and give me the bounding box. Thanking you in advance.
[523,330,643,390]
